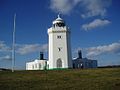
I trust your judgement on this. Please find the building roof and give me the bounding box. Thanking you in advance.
[52,14,65,25]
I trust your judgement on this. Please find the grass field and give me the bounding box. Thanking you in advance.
[0,68,120,90]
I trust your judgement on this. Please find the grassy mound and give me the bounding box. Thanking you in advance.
[0,68,120,90]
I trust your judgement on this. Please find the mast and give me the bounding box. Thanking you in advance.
[12,13,16,72]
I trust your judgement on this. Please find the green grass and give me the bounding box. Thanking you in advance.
[0,68,120,90]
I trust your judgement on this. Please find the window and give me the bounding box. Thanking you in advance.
[58,48,61,51]
[57,35,62,39]
[56,22,65,27]
[35,64,37,68]
[39,63,41,69]
[58,47,62,51]
[32,65,34,69]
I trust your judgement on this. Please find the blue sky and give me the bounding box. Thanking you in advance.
[0,0,120,69]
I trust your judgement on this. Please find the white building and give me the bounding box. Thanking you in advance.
[26,59,47,70]
[26,52,47,70]
[73,50,97,69]
[48,15,72,69]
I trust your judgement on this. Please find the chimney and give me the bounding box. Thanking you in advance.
[40,52,44,60]
[78,50,82,59]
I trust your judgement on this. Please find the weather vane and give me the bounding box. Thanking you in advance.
[58,13,61,18]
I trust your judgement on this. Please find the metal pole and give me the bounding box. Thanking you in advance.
[12,13,16,72]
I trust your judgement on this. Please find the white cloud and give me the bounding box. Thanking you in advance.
[16,44,48,55]
[82,19,111,31]
[0,41,11,52]
[0,40,48,55]
[50,0,81,14]
[49,0,112,17]
[0,55,12,61]
[86,42,120,57]
[81,0,112,18]
[40,44,48,52]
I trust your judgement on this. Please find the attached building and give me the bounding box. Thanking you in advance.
[26,52,47,70]
[73,50,97,69]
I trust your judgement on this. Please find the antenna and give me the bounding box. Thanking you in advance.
[12,13,16,72]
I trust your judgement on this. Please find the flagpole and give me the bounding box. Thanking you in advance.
[12,13,16,72]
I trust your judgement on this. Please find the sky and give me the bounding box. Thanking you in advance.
[0,0,120,70]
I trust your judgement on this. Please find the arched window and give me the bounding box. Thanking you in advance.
[35,64,37,68]
[32,65,34,69]
[39,63,41,69]
[57,58,62,68]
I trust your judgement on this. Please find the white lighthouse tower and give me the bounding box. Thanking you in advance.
[48,15,72,69]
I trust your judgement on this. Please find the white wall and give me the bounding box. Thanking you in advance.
[48,26,72,69]
[26,59,47,70]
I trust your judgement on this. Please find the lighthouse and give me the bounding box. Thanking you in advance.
[26,15,97,70]
[48,15,72,69]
